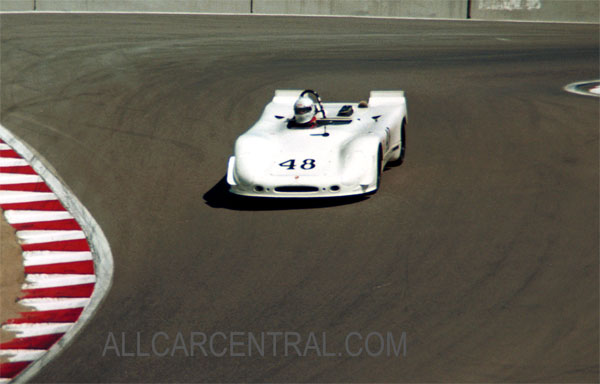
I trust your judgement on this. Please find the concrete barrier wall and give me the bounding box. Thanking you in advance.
[0,0,34,11]
[471,0,599,23]
[253,0,467,19]
[35,0,250,13]
[0,0,596,23]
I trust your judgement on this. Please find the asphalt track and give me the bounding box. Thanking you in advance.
[1,14,598,382]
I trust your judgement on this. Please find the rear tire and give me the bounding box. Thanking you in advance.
[399,119,406,163]
[376,147,382,190]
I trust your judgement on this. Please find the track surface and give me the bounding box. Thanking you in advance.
[1,14,598,382]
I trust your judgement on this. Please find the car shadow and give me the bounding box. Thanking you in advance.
[203,176,370,211]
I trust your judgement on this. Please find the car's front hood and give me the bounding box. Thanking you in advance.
[244,121,367,170]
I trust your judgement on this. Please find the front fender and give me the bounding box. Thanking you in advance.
[226,156,237,186]
[341,136,380,187]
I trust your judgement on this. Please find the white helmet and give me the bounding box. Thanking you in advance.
[294,96,316,124]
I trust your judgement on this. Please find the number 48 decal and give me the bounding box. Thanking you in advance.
[279,159,316,170]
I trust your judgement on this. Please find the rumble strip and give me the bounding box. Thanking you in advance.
[0,124,113,383]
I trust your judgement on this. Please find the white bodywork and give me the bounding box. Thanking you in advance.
[227,90,407,198]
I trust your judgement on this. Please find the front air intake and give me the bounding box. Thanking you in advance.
[274,186,319,193]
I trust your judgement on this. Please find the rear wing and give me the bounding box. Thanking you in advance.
[368,91,406,107]
[272,89,406,108]
[273,90,304,105]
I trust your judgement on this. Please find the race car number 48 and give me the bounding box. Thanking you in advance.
[279,159,316,170]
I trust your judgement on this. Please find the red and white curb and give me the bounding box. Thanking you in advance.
[0,124,113,383]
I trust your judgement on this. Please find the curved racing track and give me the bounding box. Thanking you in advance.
[0,14,598,382]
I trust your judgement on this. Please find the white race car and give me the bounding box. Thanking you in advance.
[226,89,407,198]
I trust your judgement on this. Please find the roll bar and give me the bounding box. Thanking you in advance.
[300,89,327,119]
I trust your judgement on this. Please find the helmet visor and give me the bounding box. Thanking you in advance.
[294,106,313,115]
